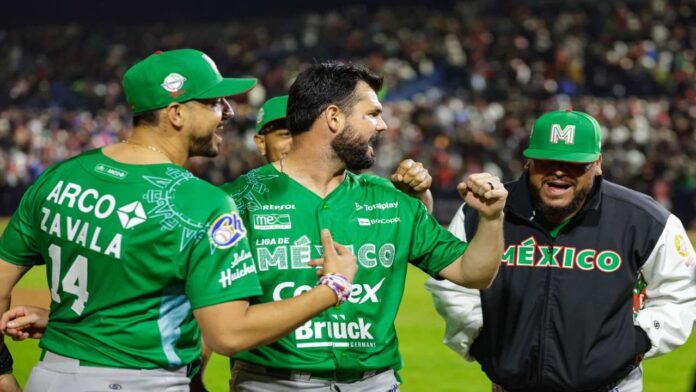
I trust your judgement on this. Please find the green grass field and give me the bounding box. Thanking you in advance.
[3,219,696,391]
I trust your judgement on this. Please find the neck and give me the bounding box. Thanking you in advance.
[276,136,346,198]
[103,126,187,166]
[127,127,187,165]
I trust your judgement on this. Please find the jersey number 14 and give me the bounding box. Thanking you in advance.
[48,244,89,316]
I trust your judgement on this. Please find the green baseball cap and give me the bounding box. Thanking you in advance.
[256,95,288,133]
[523,110,602,163]
[123,49,257,113]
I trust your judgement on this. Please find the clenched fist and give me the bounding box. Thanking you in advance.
[457,173,507,220]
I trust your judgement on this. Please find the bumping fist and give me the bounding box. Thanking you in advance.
[391,159,434,212]
[390,159,432,197]
[457,173,507,220]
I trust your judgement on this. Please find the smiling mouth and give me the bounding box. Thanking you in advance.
[546,180,572,190]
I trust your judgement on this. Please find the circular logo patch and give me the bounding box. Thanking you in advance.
[161,73,187,92]
[209,212,246,249]
[675,234,689,257]
[256,108,265,126]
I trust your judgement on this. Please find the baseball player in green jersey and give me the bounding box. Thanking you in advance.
[254,95,294,163]
[0,49,358,392]
[220,62,508,391]
[254,95,434,212]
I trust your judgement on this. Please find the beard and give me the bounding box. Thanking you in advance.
[189,132,218,158]
[331,123,378,171]
[530,182,592,224]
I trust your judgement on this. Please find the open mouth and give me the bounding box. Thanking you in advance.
[543,180,573,195]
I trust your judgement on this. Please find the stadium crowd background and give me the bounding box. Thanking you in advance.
[0,0,694,226]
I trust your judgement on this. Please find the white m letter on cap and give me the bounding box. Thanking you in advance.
[201,54,222,77]
[549,124,575,144]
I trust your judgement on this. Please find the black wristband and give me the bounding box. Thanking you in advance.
[0,345,13,375]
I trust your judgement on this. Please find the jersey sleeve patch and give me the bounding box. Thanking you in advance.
[208,212,246,250]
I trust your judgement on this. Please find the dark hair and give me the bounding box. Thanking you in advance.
[260,118,288,135]
[287,62,383,136]
[132,109,160,127]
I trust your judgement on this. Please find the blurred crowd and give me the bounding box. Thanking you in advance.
[0,0,694,226]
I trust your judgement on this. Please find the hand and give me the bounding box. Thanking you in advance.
[390,159,432,198]
[0,374,21,392]
[309,229,358,282]
[457,173,507,221]
[1,305,49,341]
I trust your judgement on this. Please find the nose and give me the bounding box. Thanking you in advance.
[376,115,387,132]
[221,98,234,119]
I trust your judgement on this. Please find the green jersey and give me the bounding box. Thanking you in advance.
[0,149,262,370]
[220,164,468,372]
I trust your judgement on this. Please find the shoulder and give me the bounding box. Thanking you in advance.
[601,180,670,226]
[351,172,402,196]
[351,172,421,207]
[170,169,238,218]
[220,165,280,197]
[355,173,395,189]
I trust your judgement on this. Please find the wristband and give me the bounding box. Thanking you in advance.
[318,273,352,306]
[0,345,13,375]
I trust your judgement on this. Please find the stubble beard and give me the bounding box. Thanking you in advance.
[189,131,218,158]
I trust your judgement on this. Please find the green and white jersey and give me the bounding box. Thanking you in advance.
[0,149,261,370]
[220,164,467,372]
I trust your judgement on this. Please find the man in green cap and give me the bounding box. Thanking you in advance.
[427,110,696,391]
[254,95,294,163]
[0,49,359,391]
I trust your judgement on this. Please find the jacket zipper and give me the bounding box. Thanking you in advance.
[537,234,556,385]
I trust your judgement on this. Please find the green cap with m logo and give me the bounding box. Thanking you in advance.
[123,49,257,113]
[256,95,288,133]
[523,110,602,163]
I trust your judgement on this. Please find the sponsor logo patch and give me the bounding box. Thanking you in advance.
[354,201,398,211]
[94,164,128,179]
[261,204,296,211]
[254,214,291,230]
[209,212,246,249]
[117,201,147,229]
[357,217,400,226]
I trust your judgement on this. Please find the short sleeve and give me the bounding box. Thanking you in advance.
[408,201,468,277]
[184,197,262,310]
[0,182,43,266]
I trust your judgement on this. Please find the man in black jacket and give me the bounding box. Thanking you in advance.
[426,109,696,391]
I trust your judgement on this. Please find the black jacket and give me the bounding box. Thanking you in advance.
[465,174,660,391]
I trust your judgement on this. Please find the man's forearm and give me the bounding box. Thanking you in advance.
[196,285,339,357]
[459,214,504,288]
[440,214,504,289]
[418,190,434,213]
